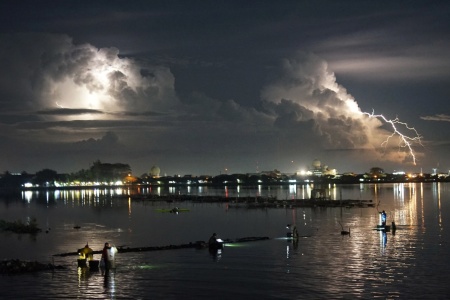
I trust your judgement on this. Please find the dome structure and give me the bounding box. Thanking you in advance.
[312,159,321,169]
[149,166,161,177]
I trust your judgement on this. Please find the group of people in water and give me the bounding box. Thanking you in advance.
[78,211,392,271]
[77,242,117,272]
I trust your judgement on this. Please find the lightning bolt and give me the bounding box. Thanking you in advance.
[363,110,423,165]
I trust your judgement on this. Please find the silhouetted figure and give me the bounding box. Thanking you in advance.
[392,221,397,235]
[101,242,111,271]
[208,233,222,250]
[286,224,298,238]
[292,226,299,239]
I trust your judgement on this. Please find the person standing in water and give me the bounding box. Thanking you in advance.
[101,242,110,269]
[381,210,387,227]
[79,243,93,261]
[209,233,219,247]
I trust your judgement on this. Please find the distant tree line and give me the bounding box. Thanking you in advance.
[0,160,131,188]
[0,163,449,190]
[67,160,131,183]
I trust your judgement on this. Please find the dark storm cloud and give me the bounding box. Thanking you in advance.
[310,2,450,81]
[36,107,166,117]
[13,119,164,130]
[71,131,120,150]
[0,1,449,175]
[37,108,104,116]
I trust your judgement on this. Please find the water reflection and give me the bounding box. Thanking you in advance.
[15,183,382,203]
[78,266,94,286]
[1,183,449,299]
[209,248,222,262]
[380,231,387,254]
[102,269,115,293]
[22,181,441,205]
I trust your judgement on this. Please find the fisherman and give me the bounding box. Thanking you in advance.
[286,224,298,239]
[292,226,299,239]
[380,210,387,227]
[101,242,111,269]
[209,233,218,246]
[78,243,94,261]
[208,233,223,250]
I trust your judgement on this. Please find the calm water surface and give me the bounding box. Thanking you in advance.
[1,183,449,299]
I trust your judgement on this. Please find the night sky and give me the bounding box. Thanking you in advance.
[1,1,449,176]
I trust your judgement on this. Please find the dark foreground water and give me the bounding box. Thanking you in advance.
[1,183,449,299]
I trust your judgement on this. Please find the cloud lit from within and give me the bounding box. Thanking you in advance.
[261,52,423,165]
[0,33,426,173]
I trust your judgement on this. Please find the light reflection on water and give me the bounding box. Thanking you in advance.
[1,182,450,299]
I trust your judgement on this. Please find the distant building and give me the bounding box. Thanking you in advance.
[149,166,161,178]
[308,159,337,176]
[260,169,282,178]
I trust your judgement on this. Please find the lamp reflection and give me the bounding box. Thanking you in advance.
[103,268,116,296]
[380,231,387,255]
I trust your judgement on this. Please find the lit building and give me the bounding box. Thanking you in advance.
[149,166,161,178]
[308,159,337,176]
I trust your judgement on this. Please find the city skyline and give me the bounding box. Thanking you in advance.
[1,1,449,176]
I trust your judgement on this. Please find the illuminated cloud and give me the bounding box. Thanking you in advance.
[0,33,179,120]
[420,114,450,122]
[261,52,422,164]
[0,33,428,173]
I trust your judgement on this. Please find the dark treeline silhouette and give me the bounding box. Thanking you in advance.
[0,160,131,189]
